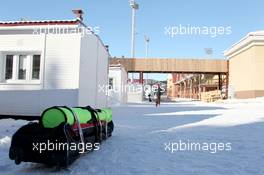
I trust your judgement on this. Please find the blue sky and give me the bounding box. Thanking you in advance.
[1,0,264,80]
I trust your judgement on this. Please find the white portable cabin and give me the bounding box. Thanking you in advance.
[108,64,127,105]
[0,19,109,115]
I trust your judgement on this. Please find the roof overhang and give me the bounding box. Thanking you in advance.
[224,31,264,58]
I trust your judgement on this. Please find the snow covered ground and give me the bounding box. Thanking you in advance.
[0,98,264,174]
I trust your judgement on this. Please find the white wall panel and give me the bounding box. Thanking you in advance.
[78,34,109,108]
[78,34,98,107]
[0,89,78,116]
[96,39,109,108]
[0,35,43,51]
[44,34,81,89]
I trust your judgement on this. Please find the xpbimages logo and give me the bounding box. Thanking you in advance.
[164,140,232,154]
[32,140,100,154]
[164,24,232,38]
[32,25,100,37]
[99,84,166,95]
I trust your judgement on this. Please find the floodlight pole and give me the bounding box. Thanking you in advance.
[144,35,150,58]
[131,7,135,58]
[130,0,138,58]
[144,35,150,84]
[129,0,139,83]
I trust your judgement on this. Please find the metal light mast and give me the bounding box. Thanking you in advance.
[129,0,139,58]
[144,35,150,58]
[144,35,150,84]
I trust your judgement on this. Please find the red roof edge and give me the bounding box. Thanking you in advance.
[0,20,80,27]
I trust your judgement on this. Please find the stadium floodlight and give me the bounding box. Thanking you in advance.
[129,0,139,83]
[129,0,139,58]
[204,48,213,56]
[144,35,150,58]
[144,35,150,84]
[130,0,139,9]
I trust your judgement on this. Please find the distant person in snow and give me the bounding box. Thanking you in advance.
[148,93,152,102]
[145,87,152,102]
[155,84,162,107]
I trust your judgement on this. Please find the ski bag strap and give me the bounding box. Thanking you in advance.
[63,106,84,144]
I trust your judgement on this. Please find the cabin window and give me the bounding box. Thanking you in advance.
[109,78,114,89]
[1,53,41,83]
[18,55,27,80]
[5,55,13,80]
[32,55,41,80]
